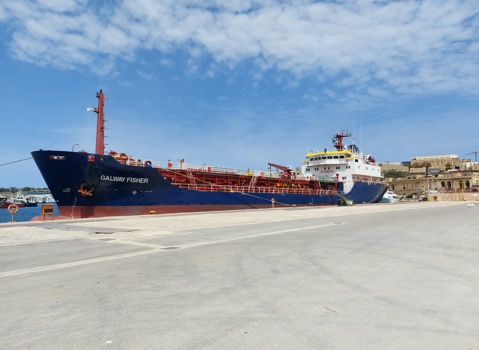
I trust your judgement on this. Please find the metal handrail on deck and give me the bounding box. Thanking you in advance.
[171,183,333,196]
[127,158,333,182]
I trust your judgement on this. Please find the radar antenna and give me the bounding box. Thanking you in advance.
[332,131,352,151]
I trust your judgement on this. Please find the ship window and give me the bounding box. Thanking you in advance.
[355,159,358,162]
[336,166,340,169]
[327,156,332,159]
[340,156,344,159]
[334,156,338,159]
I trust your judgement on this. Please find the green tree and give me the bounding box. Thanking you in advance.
[383,170,407,178]
[416,162,432,176]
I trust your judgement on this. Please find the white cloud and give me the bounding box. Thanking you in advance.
[1,0,478,96]
[136,70,155,80]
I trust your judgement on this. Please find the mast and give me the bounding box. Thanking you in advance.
[95,89,105,155]
[333,131,352,151]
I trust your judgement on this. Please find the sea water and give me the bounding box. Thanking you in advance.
[0,204,59,223]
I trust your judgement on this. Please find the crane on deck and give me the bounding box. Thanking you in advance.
[268,162,293,180]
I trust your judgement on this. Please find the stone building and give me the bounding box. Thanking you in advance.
[410,154,477,171]
[382,155,479,198]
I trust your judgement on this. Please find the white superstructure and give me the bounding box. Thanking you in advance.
[301,131,383,193]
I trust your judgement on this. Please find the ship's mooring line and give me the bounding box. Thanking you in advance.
[221,191,259,209]
[234,192,291,207]
[1,118,94,167]
[42,118,92,150]
[0,157,33,167]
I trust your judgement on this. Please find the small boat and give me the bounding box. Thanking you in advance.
[381,190,400,203]
[0,195,7,208]
[31,89,388,219]
[41,194,55,203]
[24,196,39,207]
[0,198,26,209]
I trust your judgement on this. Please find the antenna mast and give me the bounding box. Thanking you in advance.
[95,89,105,155]
[333,131,352,151]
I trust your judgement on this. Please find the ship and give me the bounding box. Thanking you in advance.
[31,90,388,219]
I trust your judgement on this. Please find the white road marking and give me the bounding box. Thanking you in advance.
[0,222,340,279]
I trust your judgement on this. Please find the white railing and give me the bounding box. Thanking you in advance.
[170,183,333,196]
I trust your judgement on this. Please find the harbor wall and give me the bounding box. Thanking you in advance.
[427,192,479,202]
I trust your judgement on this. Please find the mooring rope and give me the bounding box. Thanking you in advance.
[42,119,91,150]
[233,191,291,207]
[0,157,33,167]
[1,115,95,168]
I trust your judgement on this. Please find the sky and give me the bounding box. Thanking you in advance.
[1,0,478,188]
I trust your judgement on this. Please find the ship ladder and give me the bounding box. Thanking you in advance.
[248,176,258,191]
[186,169,196,185]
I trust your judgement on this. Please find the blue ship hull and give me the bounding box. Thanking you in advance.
[32,150,388,219]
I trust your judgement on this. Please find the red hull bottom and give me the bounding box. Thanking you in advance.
[31,203,330,221]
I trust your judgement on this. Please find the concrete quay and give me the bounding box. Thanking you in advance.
[0,201,478,350]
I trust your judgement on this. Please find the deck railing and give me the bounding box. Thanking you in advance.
[171,183,333,196]
[125,158,332,182]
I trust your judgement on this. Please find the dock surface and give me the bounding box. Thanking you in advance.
[0,202,478,349]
